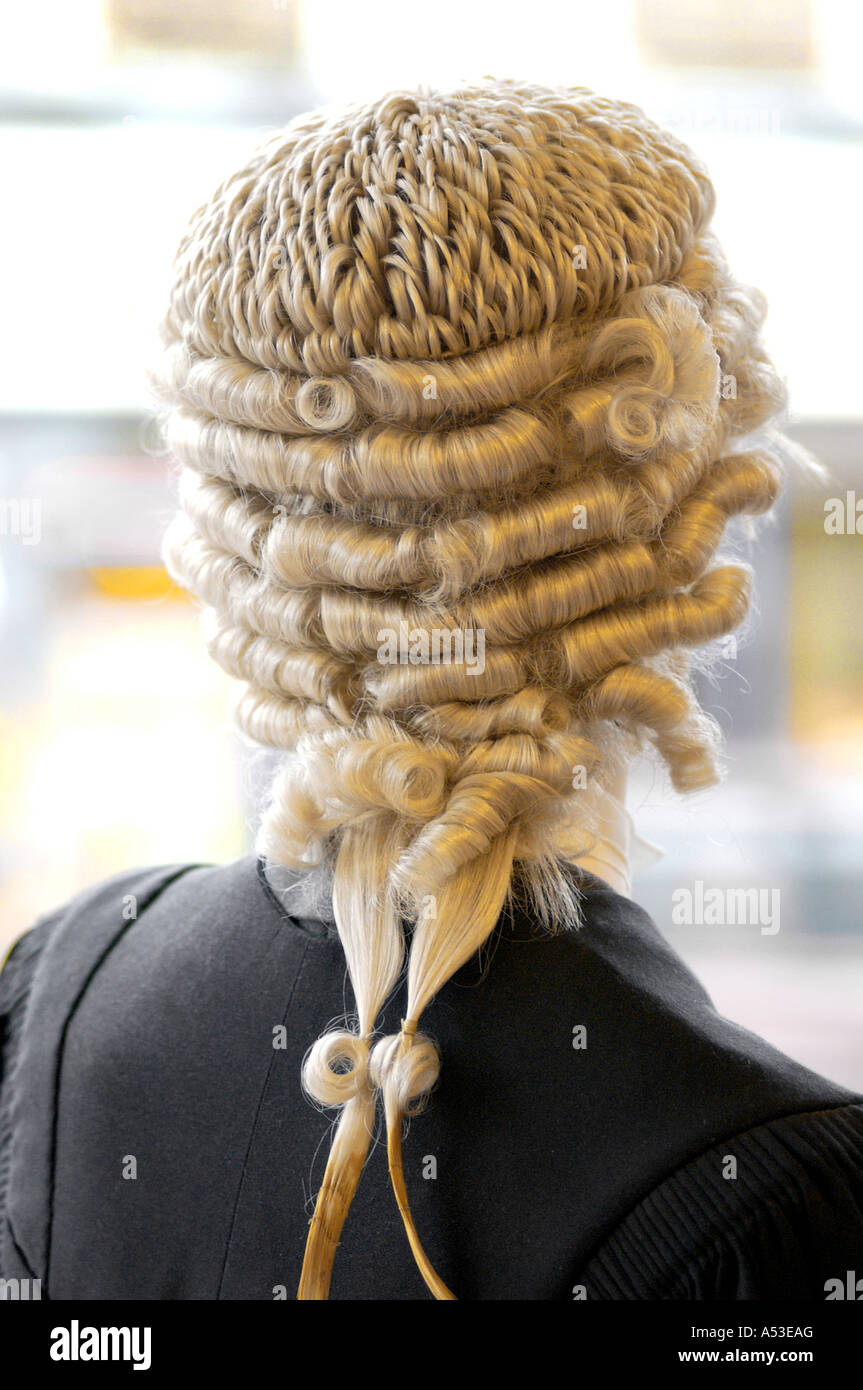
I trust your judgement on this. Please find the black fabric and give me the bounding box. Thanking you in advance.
[0,852,861,1300]
[580,1104,863,1298]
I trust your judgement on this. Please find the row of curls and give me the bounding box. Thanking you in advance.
[231,659,716,791]
[194,562,748,723]
[166,446,780,643]
[170,407,741,593]
[153,231,746,436]
[249,659,721,894]
[164,480,750,686]
[154,274,780,515]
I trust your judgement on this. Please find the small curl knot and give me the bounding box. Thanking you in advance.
[369,1029,440,1115]
[302,1029,371,1106]
[293,375,358,432]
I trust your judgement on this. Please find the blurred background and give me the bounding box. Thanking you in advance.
[0,0,860,1084]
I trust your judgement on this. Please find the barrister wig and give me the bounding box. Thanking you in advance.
[153,80,804,1299]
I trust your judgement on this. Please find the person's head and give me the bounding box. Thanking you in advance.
[153,79,805,1298]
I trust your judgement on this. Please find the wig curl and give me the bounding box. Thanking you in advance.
[154,80,799,1300]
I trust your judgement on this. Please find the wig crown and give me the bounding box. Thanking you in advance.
[159,80,717,370]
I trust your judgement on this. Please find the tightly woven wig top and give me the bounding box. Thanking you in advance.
[153,79,793,1299]
[161,82,714,368]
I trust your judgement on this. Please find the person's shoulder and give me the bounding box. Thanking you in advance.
[3,855,271,964]
[513,869,850,1099]
[492,865,861,1181]
[2,859,203,970]
[0,853,300,1288]
[575,1098,863,1299]
[0,855,285,1039]
[504,864,720,1006]
[0,852,292,1141]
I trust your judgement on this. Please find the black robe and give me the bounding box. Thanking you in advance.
[1,854,861,1300]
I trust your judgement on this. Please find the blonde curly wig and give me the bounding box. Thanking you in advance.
[152,79,802,1300]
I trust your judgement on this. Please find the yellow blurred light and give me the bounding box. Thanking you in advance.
[87,566,186,599]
